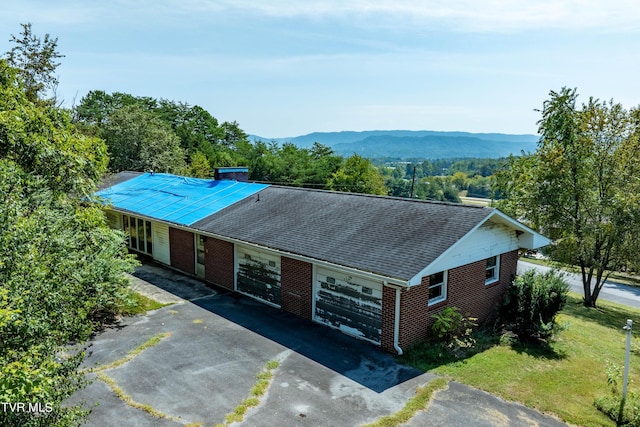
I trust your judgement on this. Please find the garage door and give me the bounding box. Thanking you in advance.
[314,268,382,344]
[236,246,281,306]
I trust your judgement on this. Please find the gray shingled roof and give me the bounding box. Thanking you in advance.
[192,186,494,282]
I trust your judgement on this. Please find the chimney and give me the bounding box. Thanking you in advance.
[214,167,249,182]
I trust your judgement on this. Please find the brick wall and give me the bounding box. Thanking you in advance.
[204,238,235,290]
[396,250,519,351]
[280,257,313,319]
[381,286,397,353]
[397,280,430,350]
[169,227,195,274]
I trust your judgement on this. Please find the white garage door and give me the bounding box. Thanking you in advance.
[236,246,281,306]
[314,268,383,344]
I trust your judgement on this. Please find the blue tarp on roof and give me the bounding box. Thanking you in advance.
[96,173,269,226]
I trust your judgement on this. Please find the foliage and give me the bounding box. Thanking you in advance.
[74,91,236,174]
[4,23,64,104]
[0,59,138,426]
[496,87,640,307]
[594,361,640,426]
[328,154,387,195]
[245,140,342,188]
[499,270,569,341]
[360,377,449,427]
[187,151,212,178]
[100,104,186,173]
[430,307,478,358]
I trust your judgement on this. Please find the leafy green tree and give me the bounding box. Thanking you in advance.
[496,87,640,307]
[187,150,212,178]
[4,23,64,103]
[0,59,137,426]
[328,154,387,195]
[101,104,186,173]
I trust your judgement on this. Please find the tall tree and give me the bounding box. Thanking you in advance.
[0,59,137,426]
[496,87,640,307]
[328,154,387,195]
[4,23,64,103]
[101,104,186,173]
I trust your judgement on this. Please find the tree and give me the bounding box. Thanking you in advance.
[0,59,137,426]
[496,87,640,307]
[4,23,64,103]
[328,154,387,195]
[101,104,186,173]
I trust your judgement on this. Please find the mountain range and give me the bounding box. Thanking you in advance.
[249,130,539,159]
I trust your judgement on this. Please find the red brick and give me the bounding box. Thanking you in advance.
[280,257,313,319]
[204,238,235,290]
[169,227,195,274]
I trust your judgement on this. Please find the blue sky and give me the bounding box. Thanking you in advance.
[2,1,639,138]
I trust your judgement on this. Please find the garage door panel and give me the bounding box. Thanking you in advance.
[314,268,382,344]
[237,246,281,306]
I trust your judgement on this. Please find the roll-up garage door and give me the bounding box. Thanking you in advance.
[236,246,281,306]
[314,267,382,344]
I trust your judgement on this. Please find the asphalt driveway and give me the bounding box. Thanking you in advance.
[68,263,568,426]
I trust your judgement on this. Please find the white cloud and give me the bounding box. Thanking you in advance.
[174,0,640,32]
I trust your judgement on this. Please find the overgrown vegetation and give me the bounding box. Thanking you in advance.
[499,270,569,341]
[216,360,280,427]
[1,37,138,425]
[361,377,449,427]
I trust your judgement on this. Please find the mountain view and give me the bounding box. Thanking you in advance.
[249,130,539,159]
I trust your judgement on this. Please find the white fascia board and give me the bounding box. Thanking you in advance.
[490,210,552,249]
[406,210,551,286]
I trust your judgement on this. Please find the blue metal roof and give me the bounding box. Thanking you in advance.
[96,173,269,226]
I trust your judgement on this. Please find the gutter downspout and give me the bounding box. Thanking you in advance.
[393,284,403,355]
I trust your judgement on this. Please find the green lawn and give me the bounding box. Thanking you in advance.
[403,293,640,427]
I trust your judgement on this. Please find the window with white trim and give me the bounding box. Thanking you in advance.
[485,256,499,285]
[428,271,447,306]
[122,214,153,255]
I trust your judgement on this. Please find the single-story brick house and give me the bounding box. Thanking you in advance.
[97,169,550,354]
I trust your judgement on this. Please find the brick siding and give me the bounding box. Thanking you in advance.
[380,286,398,353]
[396,250,519,351]
[169,227,195,274]
[280,257,313,319]
[204,238,235,290]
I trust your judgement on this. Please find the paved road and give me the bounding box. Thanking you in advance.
[518,260,640,309]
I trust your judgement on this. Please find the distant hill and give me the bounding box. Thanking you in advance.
[249,130,538,159]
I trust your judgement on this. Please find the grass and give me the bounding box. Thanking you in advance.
[120,291,172,316]
[90,332,188,422]
[97,372,180,421]
[215,359,280,427]
[361,377,449,427]
[402,293,640,426]
[90,332,171,373]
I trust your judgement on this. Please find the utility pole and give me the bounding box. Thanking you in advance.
[410,165,416,198]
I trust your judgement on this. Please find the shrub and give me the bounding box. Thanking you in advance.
[500,270,569,341]
[430,307,477,359]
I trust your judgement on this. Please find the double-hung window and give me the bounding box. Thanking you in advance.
[485,256,499,285]
[428,271,447,306]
